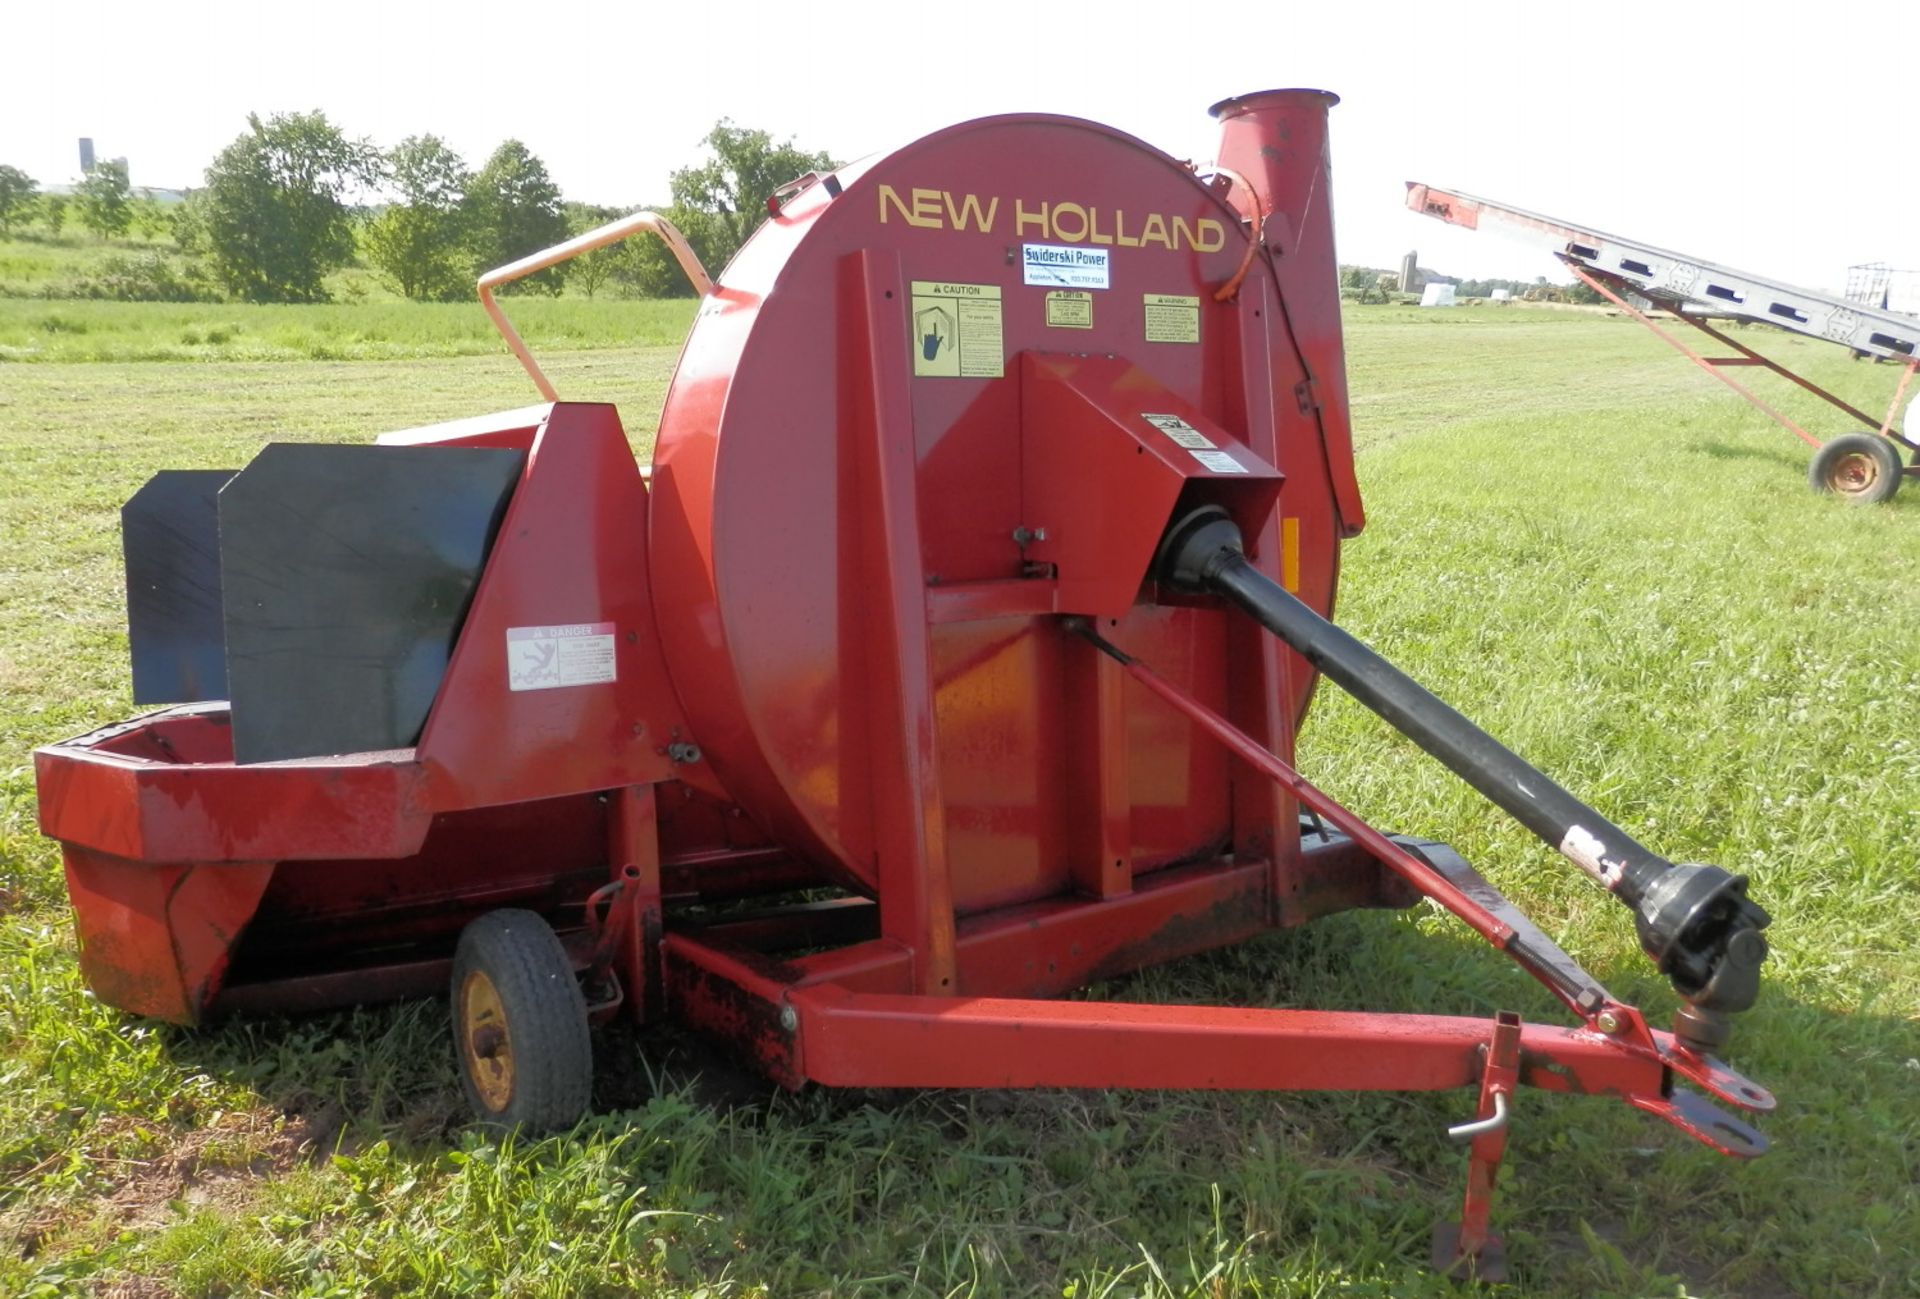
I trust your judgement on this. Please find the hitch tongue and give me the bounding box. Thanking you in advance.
[1153,507,1772,1034]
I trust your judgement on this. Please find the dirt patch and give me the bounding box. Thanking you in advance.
[3,1105,338,1290]
[100,1103,338,1233]
[100,1274,181,1299]
[0,1201,78,1262]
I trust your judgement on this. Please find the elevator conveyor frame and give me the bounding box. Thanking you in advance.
[1407,183,1920,503]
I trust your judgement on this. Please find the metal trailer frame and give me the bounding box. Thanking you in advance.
[1406,184,1920,498]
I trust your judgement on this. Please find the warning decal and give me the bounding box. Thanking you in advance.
[911,281,1004,377]
[1188,449,1247,474]
[1045,291,1094,329]
[1141,412,1214,449]
[508,622,618,692]
[1144,293,1200,343]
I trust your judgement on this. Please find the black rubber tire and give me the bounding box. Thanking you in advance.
[1808,433,1903,504]
[450,908,593,1132]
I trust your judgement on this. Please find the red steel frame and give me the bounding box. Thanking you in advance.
[1567,259,1920,468]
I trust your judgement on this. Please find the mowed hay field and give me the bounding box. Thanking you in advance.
[1,301,1916,1298]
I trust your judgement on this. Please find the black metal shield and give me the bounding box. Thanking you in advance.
[124,469,238,705]
[218,444,523,765]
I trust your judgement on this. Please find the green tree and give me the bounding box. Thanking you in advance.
[0,166,36,235]
[199,111,379,302]
[599,201,709,299]
[42,193,68,237]
[562,203,622,299]
[364,135,472,301]
[77,159,133,239]
[668,120,835,272]
[130,199,170,242]
[467,140,567,294]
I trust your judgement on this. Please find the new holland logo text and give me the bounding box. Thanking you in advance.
[877,185,1226,252]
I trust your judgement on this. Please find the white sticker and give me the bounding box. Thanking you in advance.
[1022,244,1111,289]
[507,622,618,691]
[1558,825,1622,887]
[1142,413,1215,449]
[1189,449,1247,474]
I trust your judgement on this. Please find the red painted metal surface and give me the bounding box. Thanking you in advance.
[1021,352,1284,618]
[648,111,1347,910]
[1434,1010,1522,1279]
[837,247,959,993]
[61,848,273,1023]
[1096,636,1516,948]
[660,925,1767,1165]
[412,403,692,810]
[786,991,1659,1095]
[36,708,432,865]
[1211,90,1366,540]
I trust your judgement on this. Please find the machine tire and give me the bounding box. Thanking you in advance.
[1808,433,1902,504]
[451,909,593,1133]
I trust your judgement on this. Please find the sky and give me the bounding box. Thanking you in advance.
[3,1,1916,292]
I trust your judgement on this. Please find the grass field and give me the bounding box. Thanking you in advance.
[0,230,186,298]
[0,298,696,364]
[2,303,1916,1297]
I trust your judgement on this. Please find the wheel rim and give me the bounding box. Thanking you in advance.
[1827,451,1880,496]
[459,970,514,1112]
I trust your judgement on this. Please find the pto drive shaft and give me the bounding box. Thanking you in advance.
[1155,508,1770,1031]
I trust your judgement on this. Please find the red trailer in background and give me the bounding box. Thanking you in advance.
[38,93,1773,1279]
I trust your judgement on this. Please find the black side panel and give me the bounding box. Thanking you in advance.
[124,470,238,704]
[219,444,523,765]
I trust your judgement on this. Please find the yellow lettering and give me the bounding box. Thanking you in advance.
[879,184,941,229]
[884,190,1218,250]
[943,191,999,233]
[1051,201,1088,243]
[1087,206,1113,246]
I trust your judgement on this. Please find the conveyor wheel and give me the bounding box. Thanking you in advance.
[451,908,593,1132]
[1809,433,1902,504]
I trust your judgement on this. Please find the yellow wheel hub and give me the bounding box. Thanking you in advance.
[1831,452,1879,494]
[459,969,514,1112]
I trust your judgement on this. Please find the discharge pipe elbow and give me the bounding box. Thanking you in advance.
[1154,507,1771,1028]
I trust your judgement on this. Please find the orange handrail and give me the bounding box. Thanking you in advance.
[478,211,712,401]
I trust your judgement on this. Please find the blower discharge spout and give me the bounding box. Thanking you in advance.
[1154,508,1770,1026]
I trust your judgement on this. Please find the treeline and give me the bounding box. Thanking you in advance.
[1336,263,1605,305]
[0,112,834,304]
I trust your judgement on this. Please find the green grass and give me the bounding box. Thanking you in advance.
[0,297,699,363]
[0,230,181,290]
[2,303,1917,1297]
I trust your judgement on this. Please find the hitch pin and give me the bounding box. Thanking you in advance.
[1448,1090,1510,1142]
